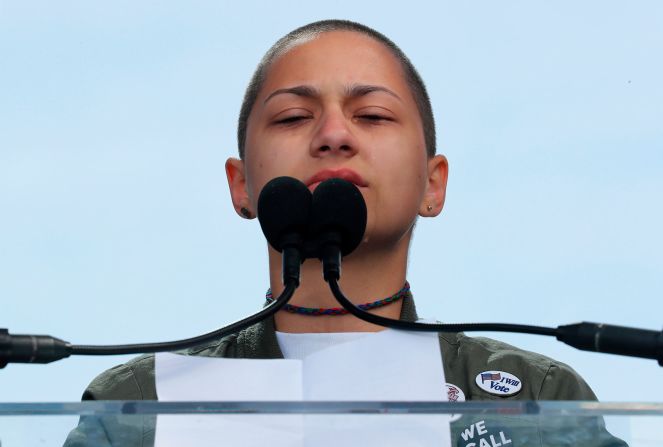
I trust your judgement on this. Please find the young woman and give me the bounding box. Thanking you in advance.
[66,20,623,447]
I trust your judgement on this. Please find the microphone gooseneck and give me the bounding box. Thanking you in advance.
[327,260,663,366]
[2,177,315,367]
[71,281,297,356]
[327,278,558,336]
[316,178,663,366]
[0,281,297,366]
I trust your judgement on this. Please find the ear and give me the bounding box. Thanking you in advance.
[419,154,449,217]
[225,157,254,219]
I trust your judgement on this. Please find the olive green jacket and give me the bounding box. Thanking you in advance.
[65,297,625,446]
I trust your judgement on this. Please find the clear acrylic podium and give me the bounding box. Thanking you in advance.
[1,401,661,446]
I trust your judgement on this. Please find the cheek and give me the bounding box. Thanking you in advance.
[244,142,307,206]
[363,150,427,242]
[244,126,277,199]
[374,144,428,203]
[243,156,273,206]
[245,155,282,206]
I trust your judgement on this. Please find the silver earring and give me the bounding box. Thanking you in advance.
[427,205,433,212]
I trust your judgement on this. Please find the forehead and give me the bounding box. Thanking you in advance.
[260,31,411,97]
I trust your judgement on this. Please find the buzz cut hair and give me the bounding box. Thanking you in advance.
[237,19,436,159]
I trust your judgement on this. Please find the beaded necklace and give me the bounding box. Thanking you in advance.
[265,282,410,316]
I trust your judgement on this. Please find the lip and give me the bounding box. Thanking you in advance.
[305,169,368,190]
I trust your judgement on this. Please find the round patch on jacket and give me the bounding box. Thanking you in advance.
[475,371,522,396]
[446,382,466,422]
[445,383,466,402]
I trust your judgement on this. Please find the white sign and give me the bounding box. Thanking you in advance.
[155,329,451,446]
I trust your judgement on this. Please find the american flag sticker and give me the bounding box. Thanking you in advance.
[480,372,501,383]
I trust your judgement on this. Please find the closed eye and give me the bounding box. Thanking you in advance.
[354,105,396,124]
[274,116,308,124]
[356,114,393,123]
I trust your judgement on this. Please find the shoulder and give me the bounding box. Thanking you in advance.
[82,354,156,400]
[439,332,596,401]
[82,336,242,401]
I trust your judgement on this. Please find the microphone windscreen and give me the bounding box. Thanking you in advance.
[311,178,367,256]
[257,176,312,252]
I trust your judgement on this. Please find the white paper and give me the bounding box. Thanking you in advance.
[302,330,450,446]
[155,329,451,447]
[303,329,445,400]
[156,354,303,401]
[155,355,303,447]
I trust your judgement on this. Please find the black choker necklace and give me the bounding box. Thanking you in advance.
[265,282,410,316]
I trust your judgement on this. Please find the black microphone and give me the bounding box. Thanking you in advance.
[0,329,71,367]
[556,322,663,366]
[310,178,367,281]
[257,176,313,286]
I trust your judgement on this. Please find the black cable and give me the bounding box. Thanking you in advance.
[327,278,558,337]
[70,280,298,356]
[328,279,663,365]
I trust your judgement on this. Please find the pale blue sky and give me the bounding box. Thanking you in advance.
[1,0,662,407]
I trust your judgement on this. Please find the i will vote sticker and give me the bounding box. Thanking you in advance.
[475,371,522,396]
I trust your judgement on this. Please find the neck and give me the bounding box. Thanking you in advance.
[270,238,410,333]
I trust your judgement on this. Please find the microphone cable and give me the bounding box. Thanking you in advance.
[326,277,663,366]
[327,278,556,336]
[1,280,297,366]
[72,280,298,355]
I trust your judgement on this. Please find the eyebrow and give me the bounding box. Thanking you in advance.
[263,84,402,104]
[345,84,402,102]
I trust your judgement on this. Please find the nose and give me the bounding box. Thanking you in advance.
[309,108,358,157]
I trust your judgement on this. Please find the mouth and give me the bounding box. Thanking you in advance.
[305,169,368,191]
